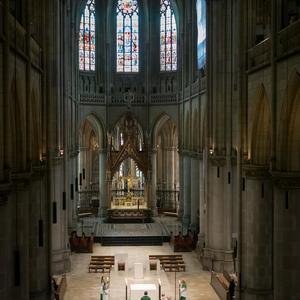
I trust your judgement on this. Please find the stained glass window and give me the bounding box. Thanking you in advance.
[79,0,96,71]
[197,0,206,69]
[116,0,139,72]
[160,0,177,71]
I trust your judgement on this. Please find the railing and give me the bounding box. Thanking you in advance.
[278,19,300,58]
[80,94,105,105]
[77,190,99,209]
[247,38,271,70]
[111,189,144,197]
[156,189,179,212]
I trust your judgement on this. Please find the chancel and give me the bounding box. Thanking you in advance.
[1,0,300,299]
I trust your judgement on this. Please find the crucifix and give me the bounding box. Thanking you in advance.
[123,89,135,110]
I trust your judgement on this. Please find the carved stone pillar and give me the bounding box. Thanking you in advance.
[105,170,112,218]
[197,157,206,255]
[178,153,184,218]
[273,173,300,300]
[98,149,107,217]
[151,150,158,216]
[182,155,191,231]
[202,156,233,272]
[240,166,273,300]
[190,157,199,231]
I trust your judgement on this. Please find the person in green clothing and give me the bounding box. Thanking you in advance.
[140,291,151,300]
[179,280,187,300]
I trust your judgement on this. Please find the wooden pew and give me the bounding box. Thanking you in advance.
[52,274,67,300]
[149,254,186,272]
[69,234,94,253]
[88,255,115,273]
[210,271,230,300]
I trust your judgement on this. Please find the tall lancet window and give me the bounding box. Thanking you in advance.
[116,0,139,72]
[79,0,96,71]
[160,0,177,71]
[197,0,206,69]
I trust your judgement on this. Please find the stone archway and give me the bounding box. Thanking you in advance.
[152,113,179,213]
[78,114,105,215]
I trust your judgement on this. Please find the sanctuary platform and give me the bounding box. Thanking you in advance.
[77,218,170,246]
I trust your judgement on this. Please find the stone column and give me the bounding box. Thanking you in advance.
[98,149,107,217]
[197,158,206,253]
[190,157,199,231]
[241,167,273,300]
[105,170,111,218]
[178,153,184,218]
[274,180,300,300]
[151,150,158,215]
[202,158,233,272]
[182,155,191,231]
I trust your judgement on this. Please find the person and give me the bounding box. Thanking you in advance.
[102,277,110,300]
[140,291,151,300]
[100,276,104,300]
[228,279,235,299]
[179,280,187,300]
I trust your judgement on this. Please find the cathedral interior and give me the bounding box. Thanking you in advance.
[0,0,300,299]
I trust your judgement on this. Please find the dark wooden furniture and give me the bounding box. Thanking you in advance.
[211,271,231,300]
[171,232,198,252]
[149,254,186,272]
[118,262,125,271]
[88,255,115,273]
[53,274,67,300]
[69,235,93,253]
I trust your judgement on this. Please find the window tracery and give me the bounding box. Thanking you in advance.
[116,0,139,72]
[160,0,177,71]
[79,0,96,71]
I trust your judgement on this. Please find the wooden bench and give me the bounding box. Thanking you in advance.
[89,264,112,273]
[88,255,115,273]
[211,272,230,300]
[52,274,67,300]
[149,254,186,272]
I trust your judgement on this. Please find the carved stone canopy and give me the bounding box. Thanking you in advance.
[107,113,149,179]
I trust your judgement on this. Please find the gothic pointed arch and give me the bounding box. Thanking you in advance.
[250,84,271,165]
[278,70,300,170]
[151,113,174,147]
[79,114,105,149]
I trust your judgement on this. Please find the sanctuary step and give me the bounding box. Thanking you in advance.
[100,236,163,246]
[106,209,152,223]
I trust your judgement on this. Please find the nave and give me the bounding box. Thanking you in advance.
[64,244,219,300]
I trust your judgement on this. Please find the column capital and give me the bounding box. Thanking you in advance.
[272,171,300,189]
[242,164,270,179]
[209,155,226,167]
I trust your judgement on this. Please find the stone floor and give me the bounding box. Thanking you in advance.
[64,243,218,300]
